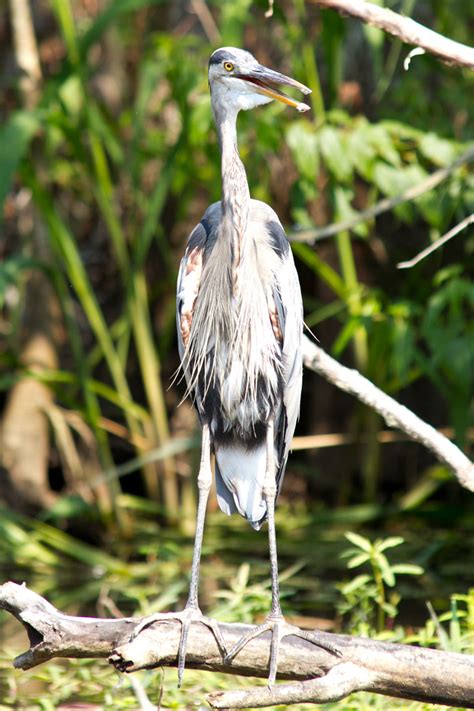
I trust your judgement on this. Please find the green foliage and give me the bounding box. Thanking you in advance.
[0,255,41,310]
[0,111,41,210]
[338,532,423,634]
[419,269,474,440]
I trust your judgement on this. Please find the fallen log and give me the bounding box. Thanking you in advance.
[1,581,473,709]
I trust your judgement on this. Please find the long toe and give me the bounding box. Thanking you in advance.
[225,615,341,686]
[291,626,342,658]
[224,616,285,686]
[130,610,177,640]
[131,607,227,685]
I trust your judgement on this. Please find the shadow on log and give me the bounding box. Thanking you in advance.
[1,582,473,709]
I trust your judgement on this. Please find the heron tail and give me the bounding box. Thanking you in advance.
[214,444,267,530]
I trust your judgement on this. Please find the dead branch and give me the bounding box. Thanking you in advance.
[302,337,474,492]
[397,213,474,268]
[9,0,41,108]
[1,582,473,709]
[311,0,474,70]
[290,145,474,244]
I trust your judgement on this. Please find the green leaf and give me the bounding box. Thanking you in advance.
[377,554,396,587]
[344,531,372,552]
[0,110,40,211]
[292,242,347,299]
[381,601,399,618]
[347,552,371,568]
[373,162,427,198]
[390,564,424,576]
[377,536,405,552]
[58,74,83,116]
[41,495,93,521]
[332,317,361,356]
[286,120,319,181]
[366,124,401,166]
[0,255,40,308]
[318,125,353,183]
[347,125,377,180]
[340,574,371,594]
[419,133,458,167]
[333,186,368,238]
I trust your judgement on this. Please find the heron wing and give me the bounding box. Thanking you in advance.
[176,204,220,376]
[267,221,303,494]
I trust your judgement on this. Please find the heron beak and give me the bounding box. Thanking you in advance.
[238,64,312,112]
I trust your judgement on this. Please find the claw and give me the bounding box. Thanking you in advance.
[131,606,227,685]
[225,614,341,686]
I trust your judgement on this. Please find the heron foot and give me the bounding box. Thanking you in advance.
[131,605,227,686]
[224,614,341,686]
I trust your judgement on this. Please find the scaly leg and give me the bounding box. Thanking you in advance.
[131,424,227,685]
[225,421,341,685]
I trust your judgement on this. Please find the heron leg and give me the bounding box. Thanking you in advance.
[225,421,341,685]
[130,424,227,685]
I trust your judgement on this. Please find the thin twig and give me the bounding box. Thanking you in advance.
[311,0,474,70]
[265,0,275,18]
[302,337,474,492]
[290,145,474,244]
[397,213,474,268]
[189,0,220,44]
[208,663,379,708]
[293,426,474,450]
[9,0,42,107]
[129,675,156,711]
[404,46,426,70]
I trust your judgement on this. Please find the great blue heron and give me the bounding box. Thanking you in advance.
[137,46,338,684]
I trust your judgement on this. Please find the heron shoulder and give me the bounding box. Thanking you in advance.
[249,199,280,224]
[199,199,290,256]
[200,199,282,227]
[249,201,290,258]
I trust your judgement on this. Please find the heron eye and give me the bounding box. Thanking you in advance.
[224,62,234,72]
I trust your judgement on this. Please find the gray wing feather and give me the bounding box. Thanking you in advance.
[176,203,221,376]
[271,227,303,494]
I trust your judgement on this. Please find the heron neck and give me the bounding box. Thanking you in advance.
[216,108,250,248]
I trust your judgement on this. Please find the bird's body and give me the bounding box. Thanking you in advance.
[176,47,308,535]
[136,47,338,685]
[177,197,302,528]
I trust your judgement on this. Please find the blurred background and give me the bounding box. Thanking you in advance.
[0,0,473,708]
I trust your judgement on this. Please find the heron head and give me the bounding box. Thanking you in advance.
[208,47,311,114]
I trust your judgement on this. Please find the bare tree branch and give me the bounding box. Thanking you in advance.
[9,0,42,107]
[302,337,474,492]
[208,663,380,707]
[311,0,474,70]
[290,145,474,244]
[189,0,220,44]
[1,582,474,709]
[293,426,474,450]
[397,213,474,268]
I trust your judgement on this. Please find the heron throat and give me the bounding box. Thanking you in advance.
[216,107,250,276]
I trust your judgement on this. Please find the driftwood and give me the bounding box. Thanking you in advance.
[1,582,473,709]
[303,337,474,493]
[311,0,474,70]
